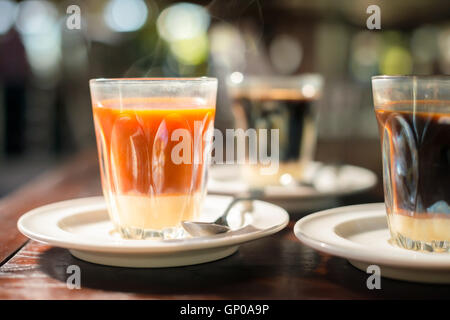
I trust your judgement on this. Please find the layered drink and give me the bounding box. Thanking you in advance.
[374,97,450,251]
[90,79,217,239]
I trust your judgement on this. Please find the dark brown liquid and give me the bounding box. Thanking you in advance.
[375,101,450,216]
[232,89,317,162]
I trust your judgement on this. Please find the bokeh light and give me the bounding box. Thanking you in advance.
[169,34,208,65]
[0,0,17,35]
[104,0,148,33]
[209,23,246,70]
[157,2,210,66]
[229,71,244,84]
[157,3,210,42]
[380,46,413,75]
[269,34,303,74]
[301,84,317,98]
[15,0,58,35]
[15,0,61,79]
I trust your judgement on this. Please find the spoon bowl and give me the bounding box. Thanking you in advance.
[181,221,230,237]
[182,189,264,237]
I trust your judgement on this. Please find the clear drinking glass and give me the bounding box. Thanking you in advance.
[372,75,450,252]
[90,78,218,239]
[228,74,323,186]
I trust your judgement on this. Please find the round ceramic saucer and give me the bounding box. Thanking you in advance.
[208,163,377,212]
[18,195,288,268]
[294,203,450,284]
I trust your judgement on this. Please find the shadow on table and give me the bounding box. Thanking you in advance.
[39,248,278,298]
[322,255,450,299]
[37,227,450,299]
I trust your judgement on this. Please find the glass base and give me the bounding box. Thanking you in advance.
[390,232,450,253]
[117,225,188,240]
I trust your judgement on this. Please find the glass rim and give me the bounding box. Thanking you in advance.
[89,77,218,85]
[236,73,322,80]
[228,73,324,89]
[372,75,450,81]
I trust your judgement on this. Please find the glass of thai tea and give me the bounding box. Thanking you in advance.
[372,76,450,252]
[90,78,218,239]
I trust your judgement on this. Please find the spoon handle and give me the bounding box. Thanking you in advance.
[214,189,264,226]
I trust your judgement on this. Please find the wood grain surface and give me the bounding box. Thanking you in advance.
[2,225,450,299]
[0,151,101,264]
[1,140,448,299]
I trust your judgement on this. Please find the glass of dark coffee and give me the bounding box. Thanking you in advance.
[372,76,450,252]
[228,74,323,187]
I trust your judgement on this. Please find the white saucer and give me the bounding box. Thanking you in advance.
[18,196,288,268]
[294,203,450,284]
[208,163,377,212]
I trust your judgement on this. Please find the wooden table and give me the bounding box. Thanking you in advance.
[1,145,449,300]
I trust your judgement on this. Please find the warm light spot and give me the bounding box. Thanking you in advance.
[229,72,244,84]
[157,2,209,42]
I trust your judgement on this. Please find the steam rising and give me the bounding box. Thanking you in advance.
[123,0,265,77]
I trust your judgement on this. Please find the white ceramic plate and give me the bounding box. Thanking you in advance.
[294,203,450,284]
[18,195,289,268]
[208,163,377,212]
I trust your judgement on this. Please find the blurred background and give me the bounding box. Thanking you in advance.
[0,0,449,198]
